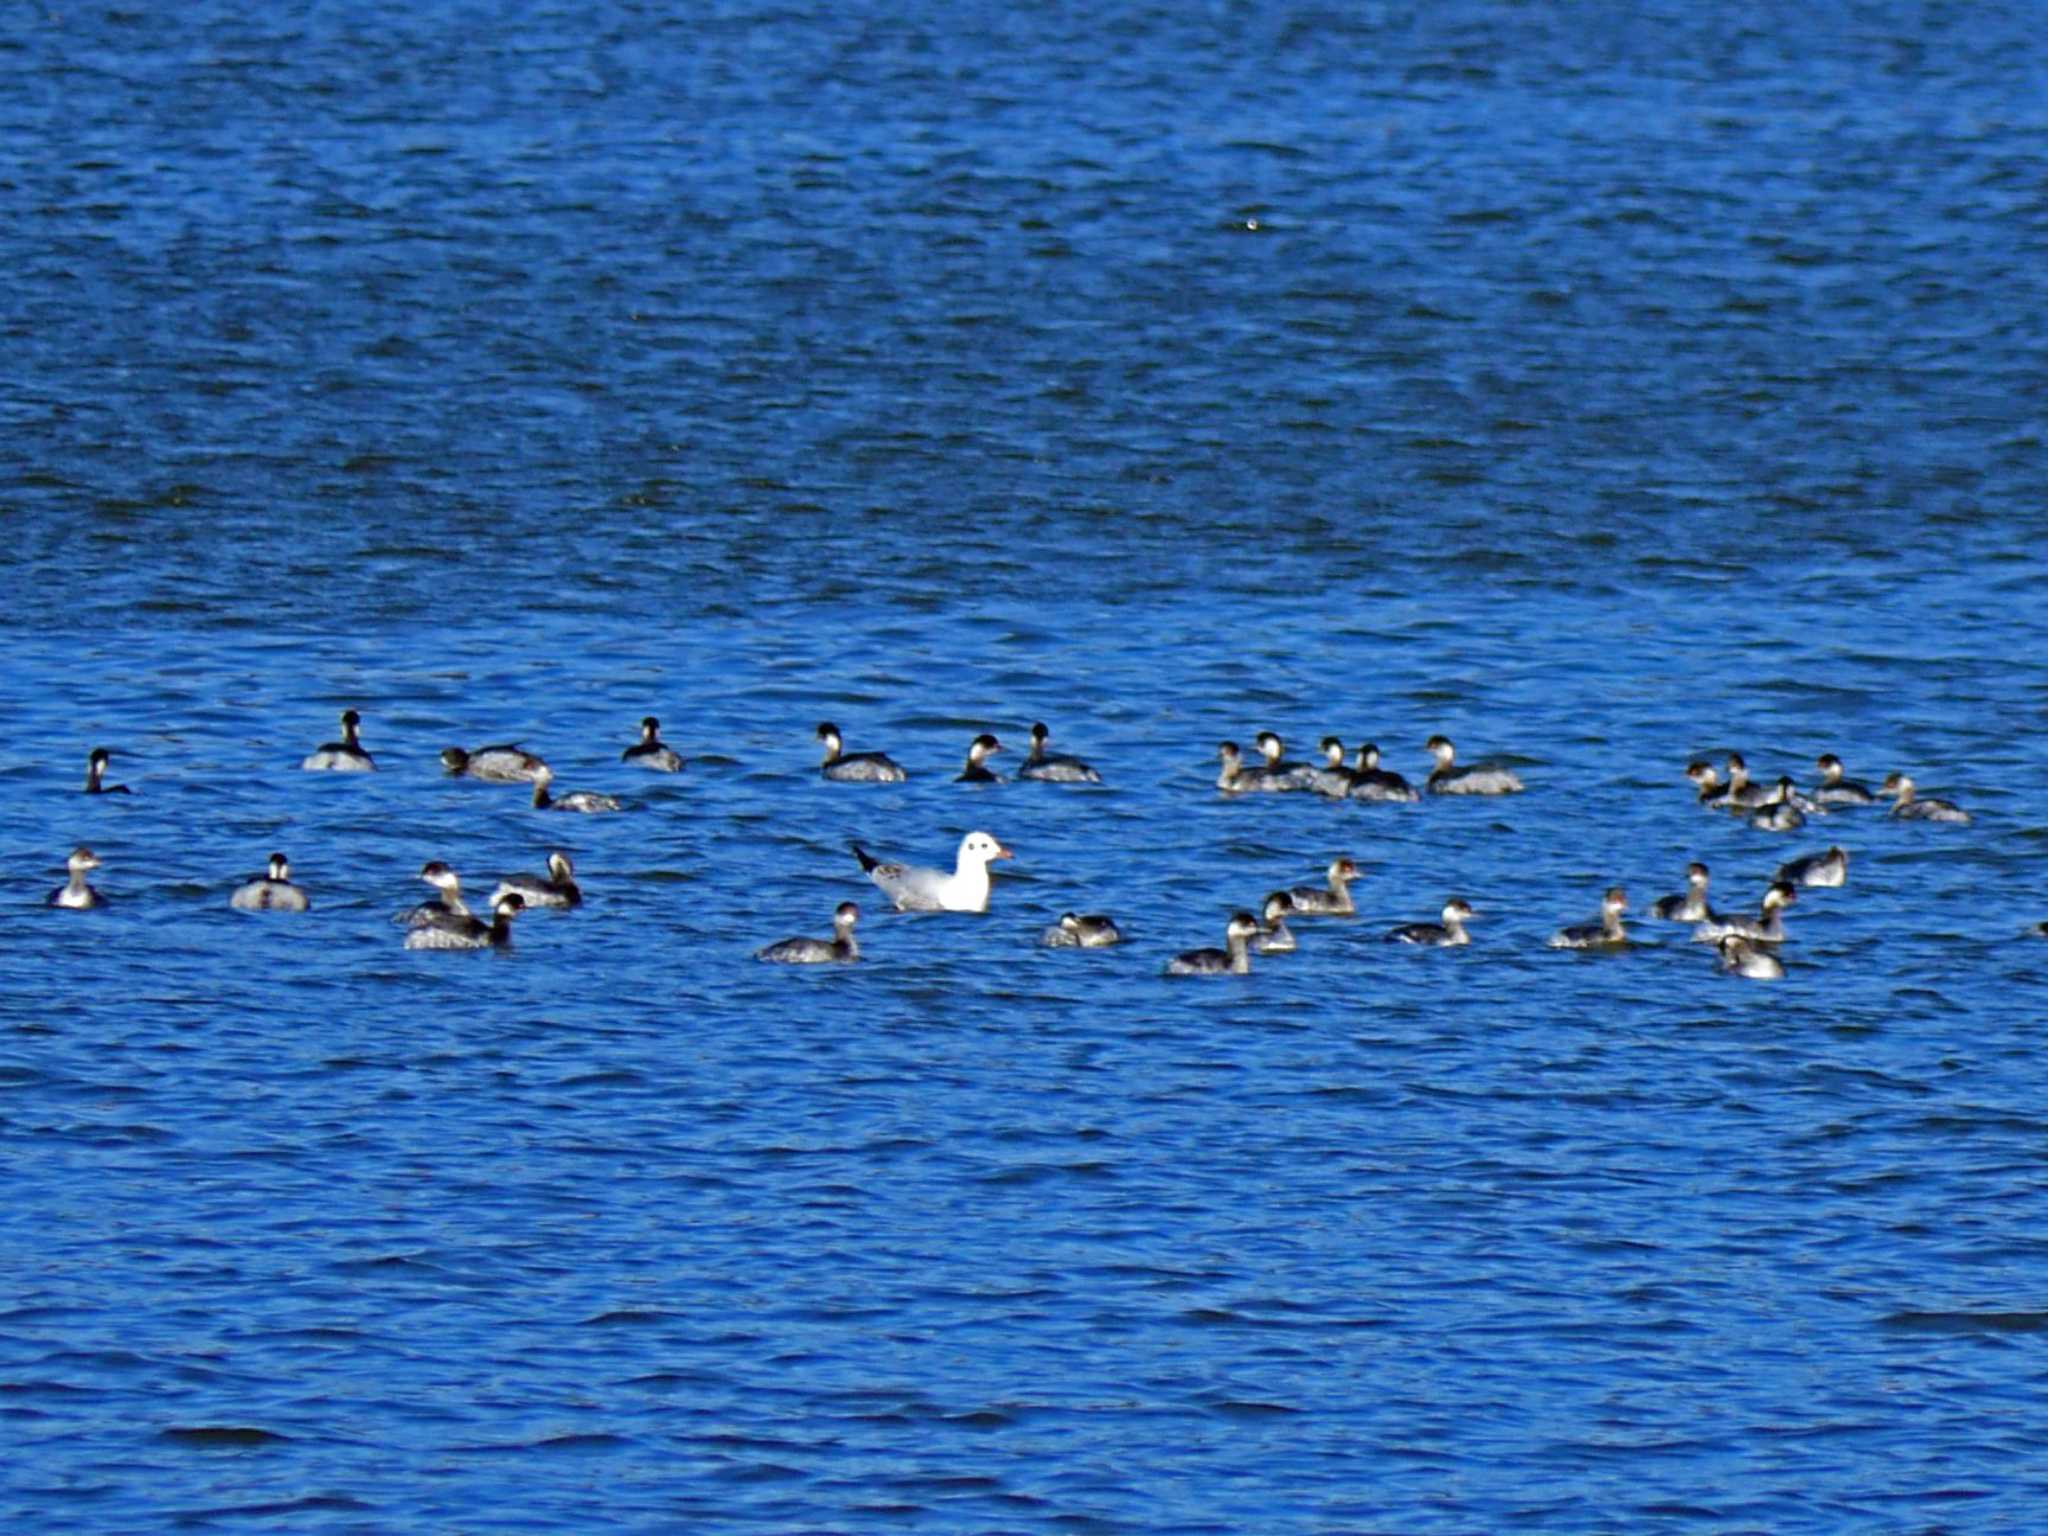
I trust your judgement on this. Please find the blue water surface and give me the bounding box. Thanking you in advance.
[6,3,2048,1531]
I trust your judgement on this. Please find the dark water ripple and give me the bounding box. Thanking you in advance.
[8,2,2048,1532]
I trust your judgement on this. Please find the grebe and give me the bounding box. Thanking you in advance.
[1255,892,1298,954]
[490,851,582,910]
[84,747,132,794]
[1386,898,1474,947]
[403,892,524,951]
[230,852,309,912]
[1812,754,1875,807]
[396,861,471,931]
[1349,742,1419,803]
[1718,752,1769,809]
[1216,741,1273,793]
[1040,912,1122,948]
[302,709,374,772]
[1018,722,1101,784]
[48,846,104,909]
[1776,846,1848,888]
[1718,935,1785,979]
[956,732,1005,784]
[1425,735,1523,795]
[1686,760,1726,806]
[531,765,622,814]
[1695,882,1796,945]
[622,716,684,772]
[1650,862,1715,922]
[1253,731,1317,791]
[1749,778,1806,832]
[1288,856,1360,915]
[1166,912,1259,976]
[1550,887,1628,949]
[441,743,548,783]
[757,902,861,964]
[1881,773,1970,824]
[1305,737,1358,798]
[817,722,907,783]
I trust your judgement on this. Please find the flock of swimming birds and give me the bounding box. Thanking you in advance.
[49,709,1992,980]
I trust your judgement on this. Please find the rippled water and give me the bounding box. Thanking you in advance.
[8,4,2048,1531]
